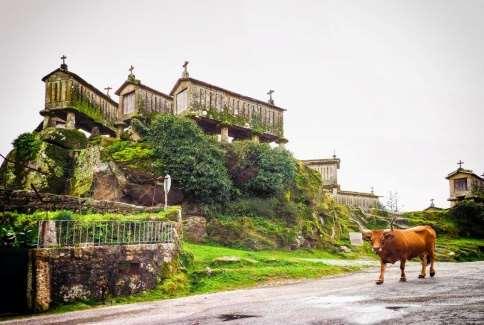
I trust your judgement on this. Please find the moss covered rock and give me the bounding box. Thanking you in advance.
[39,128,87,150]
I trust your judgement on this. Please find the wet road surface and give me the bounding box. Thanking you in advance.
[4,261,484,325]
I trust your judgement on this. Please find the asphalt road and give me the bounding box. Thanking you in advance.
[4,261,484,325]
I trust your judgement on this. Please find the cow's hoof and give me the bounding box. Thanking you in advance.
[430,271,435,277]
[418,274,425,279]
[400,277,407,282]
[376,280,384,285]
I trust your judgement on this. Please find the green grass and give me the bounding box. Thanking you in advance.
[184,242,363,294]
[49,242,367,314]
[436,237,484,262]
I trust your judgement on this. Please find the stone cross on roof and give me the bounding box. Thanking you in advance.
[267,89,274,105]
[430,198,435,207]
[104,86,112,97]
[182,61,189,78]
[128,65,136,81]
[457,160,464,169]
[60,55,68,70]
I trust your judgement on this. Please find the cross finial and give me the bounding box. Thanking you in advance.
[182,61,189,78]
[267,89,275,105]
[129,65,134,75]
[457,160,464,169]
[430,198,435,207]
[60,54,68,70]
[104,86,112,97]
[332,149,337,159]
[371,186,374,194]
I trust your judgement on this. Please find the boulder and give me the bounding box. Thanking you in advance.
[183,216,207,243]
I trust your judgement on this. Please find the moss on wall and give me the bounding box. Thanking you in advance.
[69,146,101,197]
[40,128,87,150]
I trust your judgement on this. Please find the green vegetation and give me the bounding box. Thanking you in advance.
[0,208,180,248]
[69,146,101,196]
[103,140,154,170]
[39,128,88,150]
[143,114,233,203]
[401,200,484,261]
[49,241,364,313]
[12,132,42,162]
[225,141,295,197]
[436,237,484,262]
[448,201,484,238]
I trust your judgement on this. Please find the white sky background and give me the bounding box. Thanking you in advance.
[0,0,483,211]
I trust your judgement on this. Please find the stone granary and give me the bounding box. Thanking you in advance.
[40,58,287,147]
[303,155,380,210]
[446,161,484,207]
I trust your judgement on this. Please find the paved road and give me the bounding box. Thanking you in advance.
[4,261,484,325]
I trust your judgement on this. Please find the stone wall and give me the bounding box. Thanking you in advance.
[0,189,166,213]
[30,243,177,311]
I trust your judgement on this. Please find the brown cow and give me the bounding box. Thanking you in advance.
[363,225,436,285]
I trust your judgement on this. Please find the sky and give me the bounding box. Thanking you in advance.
[0,0,483,211]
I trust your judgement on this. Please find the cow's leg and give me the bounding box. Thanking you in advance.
[429,251,436,277]
[399,259,407,282]
[376,261,385,285]
[418,255,427,279]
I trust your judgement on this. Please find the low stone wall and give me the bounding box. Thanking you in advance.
[30,243,177,311]
[0,190,165,213]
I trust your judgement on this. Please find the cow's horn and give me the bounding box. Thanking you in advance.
[362,229,372,240]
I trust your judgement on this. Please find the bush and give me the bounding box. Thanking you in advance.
[12,132,42,161]
[291,161,322,205]
[145,114,233,204]
[104,140,154,170]
[225,141,296,197]
[449,200,484,238]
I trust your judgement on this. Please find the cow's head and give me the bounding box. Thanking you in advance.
[362,230,387,254]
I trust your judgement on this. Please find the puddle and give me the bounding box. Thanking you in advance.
[218,314,258,322]
[386,306,408,311]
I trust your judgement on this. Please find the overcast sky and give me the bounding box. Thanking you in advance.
[1,0,483,211]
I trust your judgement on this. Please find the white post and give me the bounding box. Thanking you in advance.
[163,174,171,210]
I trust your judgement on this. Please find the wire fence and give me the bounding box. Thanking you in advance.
[37,220,177,248]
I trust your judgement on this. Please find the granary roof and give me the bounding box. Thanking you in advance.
[302,158,341,169]
[41,68,118,106]
[115,80,172,100]
[169,77,286,112]
[337,190,380,198]
[446,167,484,180]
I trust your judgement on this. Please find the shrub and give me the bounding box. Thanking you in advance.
[225,141,296,197]
[12,132,42,161]
[449,200,484,238]
[291,161,322,205]
[104,140,154,170]
[145,114,233,204]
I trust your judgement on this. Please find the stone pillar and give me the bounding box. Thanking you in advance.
[33,249,51,312]
[115,121,126,139]
[251,133,260,143]
[42,115,51,129]
[276,138,288,149]
[40,220,57,247]
[65,111,76,129]
[220,126,229,143]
